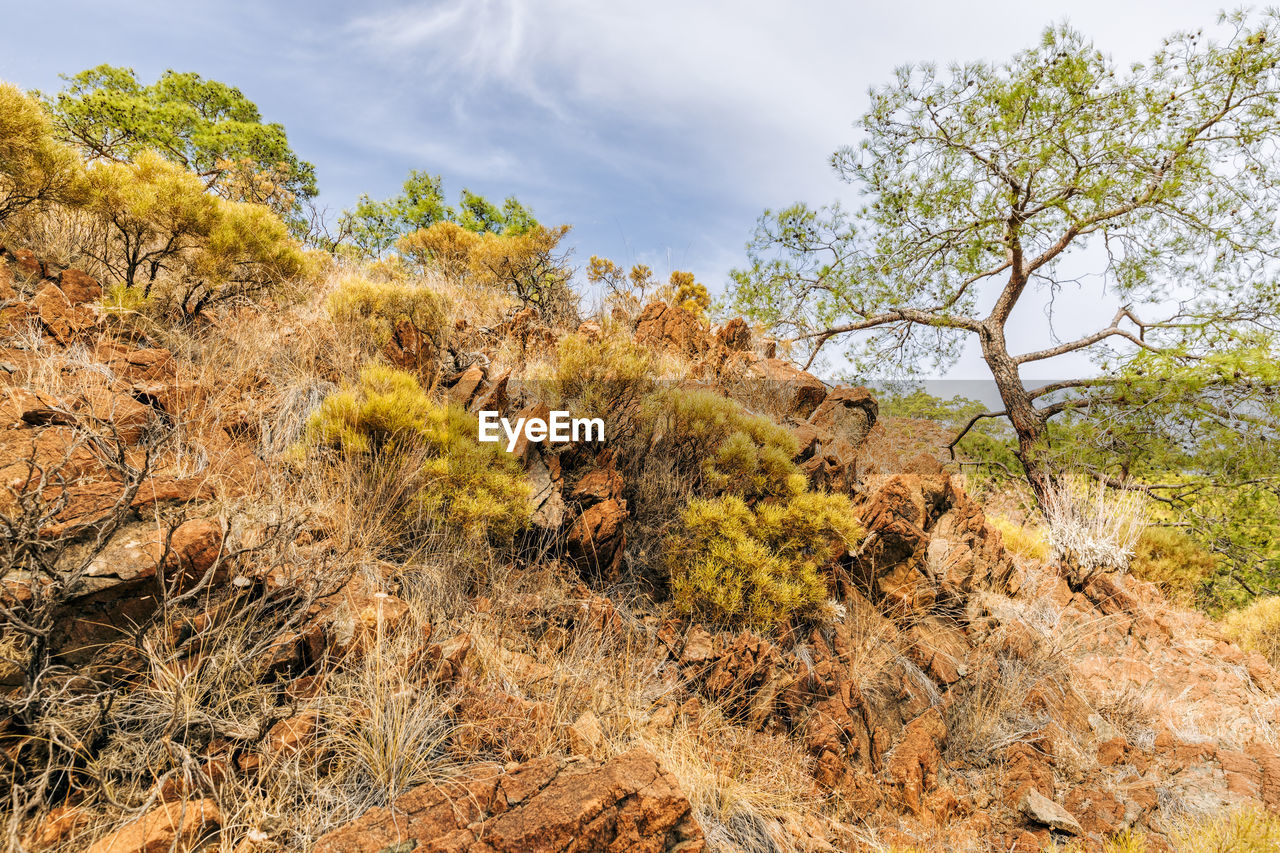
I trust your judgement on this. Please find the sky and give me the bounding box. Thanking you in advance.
[0,0,1231,381]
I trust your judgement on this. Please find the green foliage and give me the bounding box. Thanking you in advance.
[304,365,530,541]
[639,388,806,503]
[730,12,1280,520]
[326,274,450,367]
[667,491,861,628]
[340,169,538,260]
[82,151,307,313]
[42,65,316,228]
[1129,527,1217,608]
[0,81,83,226]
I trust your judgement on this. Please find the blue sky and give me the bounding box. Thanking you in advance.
[0,0,1227,379]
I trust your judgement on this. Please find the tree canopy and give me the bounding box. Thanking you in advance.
[41,65,317,226]
[340,169,539,260]
[731,12,1280,513]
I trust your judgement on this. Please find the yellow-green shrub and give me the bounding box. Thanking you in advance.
[988,514,1049,563]
[83,151,308,315]
[397,221,575,318]
[1129,527,1217,606]
[304,365,529,541]
[554,326,653,431]
[667,491,861,628]
[1222,596,1280,669]
[0,82,83,226]
[640,387,805,503]
[326,274,450,369]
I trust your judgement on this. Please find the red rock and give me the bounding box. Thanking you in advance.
[33,281,98,344]
[716,317,752,351]
[313,749,703,853]
[807,385,877,448]
[85,799,220,853]
[56,268,102,304]
[565,498,628,579]
[634,300,710,358]
[885,708,946,814]
[748,358,828,419]
[449,364,486,407]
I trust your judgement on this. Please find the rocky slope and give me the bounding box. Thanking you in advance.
[3,246,1279,852]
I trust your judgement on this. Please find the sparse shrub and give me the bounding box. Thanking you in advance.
[325,274,450,373]
[1042,475,1145,581]
[398,221,576,319]
[667,491,861,628]
[1222,596,1280,669]
[1129,526,1216,606]
[553,325,653,438]
[638,387,806,504]
[304,365,530,541]
[586,255,657,317]
[0,82,84,227]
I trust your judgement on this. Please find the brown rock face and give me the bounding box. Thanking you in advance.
[715,317,752,352]
[565,498,628,580]
[85,799,220,853]
[748,358,828,419]
[313,749,704,853]
[854,472,1014,615]
[56,268,102,304]
[634,300,709,358]
[808,385,878,448]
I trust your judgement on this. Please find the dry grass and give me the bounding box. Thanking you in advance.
[1042,475,1146,578]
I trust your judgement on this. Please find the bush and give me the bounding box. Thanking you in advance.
[638,388,805,504]
[988,514,1049,563]
[667,491,861,628]
[553,326,653,437]
[326,275,450,373]
[0,82,83,227]
[304,365,530,541]
[1042,475,1145,581]
[82,151,309,315]
[1129,527,1217,606]
[398,221,576,319]
[1222,596,1280,669]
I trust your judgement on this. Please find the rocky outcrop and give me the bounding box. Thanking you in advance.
[634,300,709,359]
[313,749,704,853]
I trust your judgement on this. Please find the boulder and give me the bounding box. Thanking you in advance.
[808,385,877,449]
[635,300,709,358]
[565,498,628,579]
[313,749,704,853]
[748,358,828,419]
[56,268,102,305]
[1019,789,1083,836]
[85,799,220,853]
[715,317,752,352]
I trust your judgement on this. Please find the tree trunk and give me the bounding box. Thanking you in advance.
[980,322,1056,509]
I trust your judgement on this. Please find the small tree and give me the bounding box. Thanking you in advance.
[0,82,82,227]
[84,151,219,292]
[42,65,317,226]
[84,151,307,313]
[731,13,1280,509]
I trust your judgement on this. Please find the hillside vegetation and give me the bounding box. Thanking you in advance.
[3,34,1280,853]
